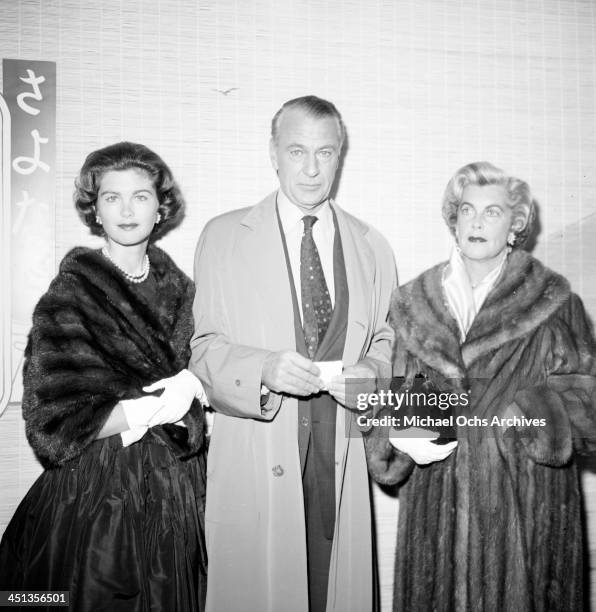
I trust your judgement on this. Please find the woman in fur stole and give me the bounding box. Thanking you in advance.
[365,162,596,611]
[0,142,208,611]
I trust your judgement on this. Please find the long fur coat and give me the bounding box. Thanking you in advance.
[23,245,205,467]
[365,250,596,612]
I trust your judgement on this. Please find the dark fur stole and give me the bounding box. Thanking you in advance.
[23,245,205,467]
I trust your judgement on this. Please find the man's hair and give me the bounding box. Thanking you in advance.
[270,95,346,149]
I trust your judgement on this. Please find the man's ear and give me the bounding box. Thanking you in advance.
[269,138,278,171]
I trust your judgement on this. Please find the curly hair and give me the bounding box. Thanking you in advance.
[442,161,536,248]
[74,141,184,240]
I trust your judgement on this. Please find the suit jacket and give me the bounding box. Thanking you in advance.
[190,192,396,612]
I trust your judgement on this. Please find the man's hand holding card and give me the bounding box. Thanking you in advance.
[325,362,377,411]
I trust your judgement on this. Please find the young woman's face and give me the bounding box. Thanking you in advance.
[456,184,513,264]
[96,168,159,248]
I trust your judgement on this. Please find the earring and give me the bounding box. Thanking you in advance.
[155,212,162,224]
[96,216,102,225]
[507,231,516,246]
[453,229,462,253]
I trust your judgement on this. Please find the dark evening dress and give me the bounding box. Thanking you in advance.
[0,246,207,611]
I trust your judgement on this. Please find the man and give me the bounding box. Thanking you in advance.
[190,95,396,612]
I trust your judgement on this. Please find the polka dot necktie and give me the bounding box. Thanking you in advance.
[300,215,332,359]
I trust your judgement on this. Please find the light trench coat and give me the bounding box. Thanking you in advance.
[190,192,396,612]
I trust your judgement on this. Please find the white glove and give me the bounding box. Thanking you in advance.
[120,395,163,447]
[389,427,458,465]
[143,369,208,427]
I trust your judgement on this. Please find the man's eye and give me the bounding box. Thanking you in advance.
[289,149,303,158]
[318,150,332,159]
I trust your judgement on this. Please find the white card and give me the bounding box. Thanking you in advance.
[314,360,343,387]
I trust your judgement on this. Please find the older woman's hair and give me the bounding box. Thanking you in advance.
[442,161,536,247]
[74,141,184,240]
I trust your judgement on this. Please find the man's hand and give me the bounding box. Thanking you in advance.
[262,350,324,396]
[326,363,377,410]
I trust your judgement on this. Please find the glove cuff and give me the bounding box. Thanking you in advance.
[120,426,148,447]
[180,369,208,402]
[121,398,152,429]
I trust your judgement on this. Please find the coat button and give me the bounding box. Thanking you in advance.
[272,465,284,477]
[235,379,241,386]
[301,416,309,427]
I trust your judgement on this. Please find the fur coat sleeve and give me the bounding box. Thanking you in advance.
[23,246,205,468]
[508,292,596,465]
[363,375,416,486]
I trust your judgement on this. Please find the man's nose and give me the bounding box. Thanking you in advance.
[303,153,319,177]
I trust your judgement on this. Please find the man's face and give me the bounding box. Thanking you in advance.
[270,107,342,212]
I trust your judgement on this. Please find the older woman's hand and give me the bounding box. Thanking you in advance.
[389,428,458,465]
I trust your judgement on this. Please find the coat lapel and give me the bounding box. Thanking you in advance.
[235,192,295,350]
[462,250,570,367]
[332,202,374,366]
[391,264,467,380]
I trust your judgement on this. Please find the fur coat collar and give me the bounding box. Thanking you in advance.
[391,250,571,379]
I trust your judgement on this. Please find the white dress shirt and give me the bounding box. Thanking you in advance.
[277,189,335,323]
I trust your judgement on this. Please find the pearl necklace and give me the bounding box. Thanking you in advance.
[101,246,150,283]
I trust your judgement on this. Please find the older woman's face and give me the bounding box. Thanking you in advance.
[456,184,512,264]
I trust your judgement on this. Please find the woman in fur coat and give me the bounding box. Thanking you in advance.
[0,142,208,611]
[365,162,596,611]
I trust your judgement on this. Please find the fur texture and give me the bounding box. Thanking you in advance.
[23,246,205,467]
[365,250,596,611]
